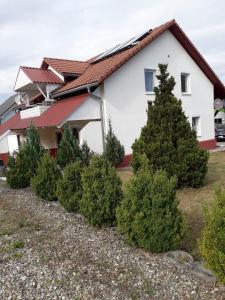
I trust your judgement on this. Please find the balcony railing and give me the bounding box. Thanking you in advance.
[20,105,49,119]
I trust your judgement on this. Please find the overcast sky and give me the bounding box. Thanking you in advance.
[0,0,225,103]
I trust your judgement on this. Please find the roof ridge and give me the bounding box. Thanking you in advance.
[21,66,43,70]
[43,57,88,64]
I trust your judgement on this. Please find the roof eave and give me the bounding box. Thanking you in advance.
[52,81,99,98]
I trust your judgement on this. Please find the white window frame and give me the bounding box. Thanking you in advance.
[192,116,201,137]
[181,73,191,95]
[144,69,155,95]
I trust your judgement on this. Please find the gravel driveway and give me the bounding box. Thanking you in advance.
[0,181,224,300]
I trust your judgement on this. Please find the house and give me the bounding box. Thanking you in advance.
[0,19,225,166]
[0,95,17,125]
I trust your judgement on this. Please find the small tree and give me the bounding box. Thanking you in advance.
[199,188,225,283]
[116,166,184,253]
[132,64,208,188]
[6,123,44,188]
[6,149,31,189]
[23,123,45,176]
[81,141,93,166]
[80,155,123,226]
[104,119,125,166]
[56,123,82,169]
[31,152,61,201]
[56,161,83,212]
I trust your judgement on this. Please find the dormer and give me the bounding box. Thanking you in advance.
[14,66,64,107]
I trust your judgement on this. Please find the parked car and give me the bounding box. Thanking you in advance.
[215,125,225,141]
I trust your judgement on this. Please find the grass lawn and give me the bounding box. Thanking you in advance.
[117,151,225,258]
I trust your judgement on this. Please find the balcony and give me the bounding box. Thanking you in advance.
[20,105,49,119]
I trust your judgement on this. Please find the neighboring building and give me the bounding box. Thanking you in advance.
[0,19,225,166]
[0,95,17,125]
[215,110,225,125]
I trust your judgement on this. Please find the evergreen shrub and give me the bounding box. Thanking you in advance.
[116,166,184,252]
[80,155,123,226]
[199,187,225,283]
[56,161,83,212]
[31,152,61,201]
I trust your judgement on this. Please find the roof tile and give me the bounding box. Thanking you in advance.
[21,66,64,84]
[0,94,88,136]
[42,58,89,75]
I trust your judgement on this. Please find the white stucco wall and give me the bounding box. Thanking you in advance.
[38,128,57,149]
[80,121,103,153]
[66,96,101,122]
[0,136,9,154]
[14,69,32,91]
[97,30,214,154]
[0,132,20,154]
[70,95,103,152]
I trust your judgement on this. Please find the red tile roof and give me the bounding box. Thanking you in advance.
[21,66,64,84]
[52,20,225,98]
[41,58,89,75]
[0,94,88,136]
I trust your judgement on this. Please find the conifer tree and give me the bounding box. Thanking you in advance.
[31,152,61,201]
[23,123,45,176]
[6,123,44,188]
[132,64,208,188]
[104,119,125,166]
[80,155,123,226]
[81,141,93,166]
[199,187,225,283]
[56,123,82,169]
[116,165,184,253]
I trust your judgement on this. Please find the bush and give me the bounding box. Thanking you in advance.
[199,188,225,283]
[6,149,31,189]
[56,123,82,169]
[31,153,61,201]
[6,123,44,188]
[56,161,83,212]
[80,155,123,226]
[104,119,125,166]
[116,167,184,253]
[81,141,93,166]
[132,64,208,188]
[23,123,45,176]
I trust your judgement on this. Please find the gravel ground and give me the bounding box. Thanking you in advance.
[0,181,224,300]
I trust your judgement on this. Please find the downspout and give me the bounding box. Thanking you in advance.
[87,85,106,151]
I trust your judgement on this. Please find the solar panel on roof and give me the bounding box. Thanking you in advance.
[94,30,150,62]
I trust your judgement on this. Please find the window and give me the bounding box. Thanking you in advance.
[192,116,201,136]
[73,128,79,141]
[17,135,21,147]
[56,132,62,146]
[181,73,190,93]
[215,118,222,125]
[144,69,154,93]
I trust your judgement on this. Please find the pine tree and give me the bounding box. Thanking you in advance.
[56,123,82,169]
[104,119,125,166]
[132,64,209,188]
